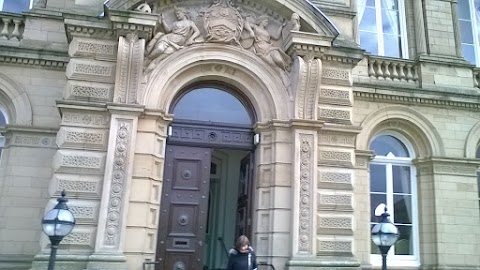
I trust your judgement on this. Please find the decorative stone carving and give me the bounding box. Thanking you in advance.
[10,134,56,148]
[62,112,110,128]
[57,126,108,150]
[317,240,352,254]
[145,6,202,73]
[318,172,352,185]
[294,57,322,119]
[204,0,243,44]
[318,193,352,209]
[69,38,117,60]
[66,81,113,101]
[66,59,116,83]
[319,133,355,147]
[69,206,96,220]
[114,33,145,103]
[103,121,132,247]
[318,217,352,230]
[298,136,313,253]
[54,150,106,174]
[242,14,292,71]
[319,150,352,165]
[143,1,297,75]
[58,179,97,192]
[318,107,351,124]
[63,232,92,245]
[319,88,351,106]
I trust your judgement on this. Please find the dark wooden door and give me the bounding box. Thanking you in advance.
[156,145,212,270]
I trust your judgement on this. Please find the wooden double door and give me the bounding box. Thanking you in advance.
[155,143,254,270]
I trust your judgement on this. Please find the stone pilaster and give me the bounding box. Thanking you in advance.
[254,121,295,268]
[87,104,143,270]
[415,157,480,270]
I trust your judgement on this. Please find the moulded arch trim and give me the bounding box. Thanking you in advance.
[142,44,291,122]
[358,105,444,157]
[0,72,33,126]
[465,121,480,158]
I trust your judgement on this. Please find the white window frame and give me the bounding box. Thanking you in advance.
[358,0,409,58]
[458,0,480,66]
[0,0,33,13]
[369,132,420,268]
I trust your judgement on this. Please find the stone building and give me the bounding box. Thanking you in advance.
[0,0,478,270]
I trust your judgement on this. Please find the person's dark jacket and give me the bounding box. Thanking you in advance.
[226,246,257,270]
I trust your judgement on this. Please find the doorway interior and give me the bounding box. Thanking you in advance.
[155,84,256,270]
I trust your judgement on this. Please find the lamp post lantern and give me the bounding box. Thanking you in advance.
[371,207,399,270]
[41,190,76,270]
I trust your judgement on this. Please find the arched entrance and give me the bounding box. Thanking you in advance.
[155,84,257,270]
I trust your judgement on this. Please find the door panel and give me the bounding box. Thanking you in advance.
[156,145,212,270]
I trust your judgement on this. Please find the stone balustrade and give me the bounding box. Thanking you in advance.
[0,12,25,41]
[367,55,419,83]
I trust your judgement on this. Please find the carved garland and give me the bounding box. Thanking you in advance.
[104,121,131,246]
[298,135,313,252]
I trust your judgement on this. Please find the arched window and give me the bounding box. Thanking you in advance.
[369,133,419,267]
[171,85,254,126]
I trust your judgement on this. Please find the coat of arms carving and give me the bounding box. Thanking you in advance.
[204,0,244,45]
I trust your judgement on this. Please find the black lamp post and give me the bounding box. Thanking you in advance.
[41,190,76,270]
[371,207,399,270]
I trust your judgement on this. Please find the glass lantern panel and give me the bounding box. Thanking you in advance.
[57,209,75,222]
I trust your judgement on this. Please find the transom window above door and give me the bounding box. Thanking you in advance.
[0,0,32,13]
[358,0,409,58]
[171,86,254,125]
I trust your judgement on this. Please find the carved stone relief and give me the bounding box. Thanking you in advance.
[143,0,300,74]
[9,134,56,148]
[317,239,352,254]
[66,81,113,102]
[69,38,118,60]
[293,57,322,119]
[54,150,106,174]
[62,112,110,128]
[298,135,313,253]
[103,121,132,247]
[66,59,116,83]
[114,33,145,104]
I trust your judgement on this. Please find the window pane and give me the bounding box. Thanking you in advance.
[370,164,387,192]
[381,0,398,10]
[458,0,472,20]
[0,112,6,126]
[393,194,412,224]
[370,135,410,157]
[460,20,474,43]
[370,194,387,222]
[2,0,31,13]
[381,7,400,35]
[360,32,379,55]
[392,165,411,193]
[359,7,378,32]
[172,87,252,125]
[383,34,402,58]
[366,0,376,8]
[462,44,476,64]
[394,225,413,255]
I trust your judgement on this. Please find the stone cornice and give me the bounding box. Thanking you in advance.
[284,31,332,58]
[354,90,480,111]
[63,13,114,42]
[0,46,68,69]
[0,125,58,134]
[106,8,158,39]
